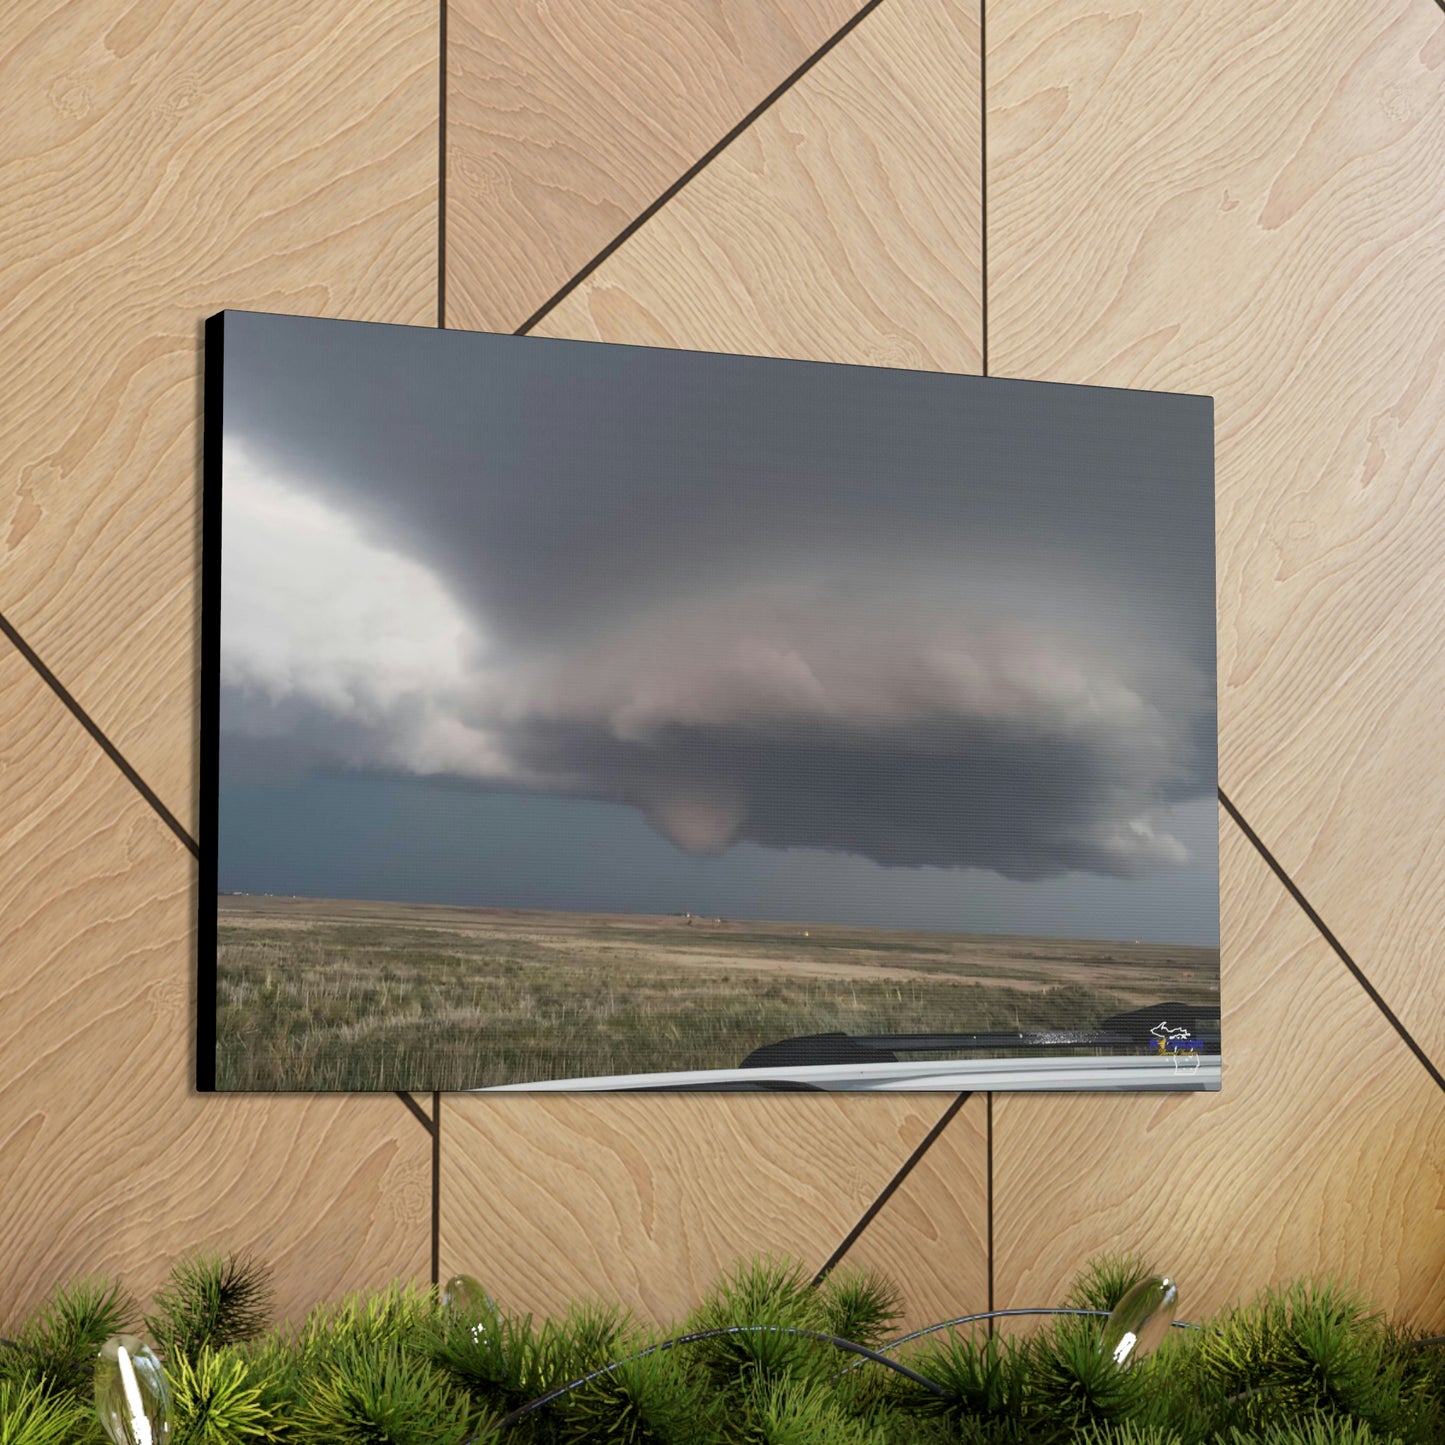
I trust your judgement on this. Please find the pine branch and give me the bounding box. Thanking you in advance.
[145,1251,273,1361]
[5,1279,131,1403]
[816,1269,903,1352]
[168,1346,273,1445]
[289,1337,485,1445]
[1066,1254,1156,1314]
[2,1251,1440,1443]
[0,1377,97,1445]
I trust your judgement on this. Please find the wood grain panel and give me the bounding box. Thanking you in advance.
[533,0,982,375]
[440,1092,973,1326]
[993,818,1445,1329]
[0,0,437,839]
[824,1093,990,1332]
[0,638,430,1328]
[988,0,1445,1068]
[444,0,866,332]
[438,0,987,1334]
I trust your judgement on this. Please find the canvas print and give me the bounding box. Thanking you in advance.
[200,311,1219,1093]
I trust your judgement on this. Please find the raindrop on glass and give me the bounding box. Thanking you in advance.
[95,1335,171,1445]
[1099,1276,1178,1366]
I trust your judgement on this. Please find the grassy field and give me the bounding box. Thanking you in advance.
[213,896,1220,1091]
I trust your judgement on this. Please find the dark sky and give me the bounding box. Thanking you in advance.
[215,311,1218,945]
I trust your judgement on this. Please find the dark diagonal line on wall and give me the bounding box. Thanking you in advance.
[395,1093,440,1284]
[811,1092,972,1286]
[1219,785,1444,1093]
[397,1091,436,1135]
[515,0,889,337]
[0,608,199,859]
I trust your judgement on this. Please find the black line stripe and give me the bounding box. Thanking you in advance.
[514,0,888,337]
[438,0,448,330]
[431,1091,442,1287]
[396,1091,436,1135]
[980,0,992,1332]
[431,2,447,1297]
[1219,785,1445,1093]
[979,0,988,378]
[197,312,224,1090]
[811,1091,972,1286]
[985,1092,994,1330]
[0,608,199,859]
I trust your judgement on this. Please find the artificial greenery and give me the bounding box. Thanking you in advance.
[143,1249,273,1362]
[1,1251,1439,1444]
[0,1377,94,1445]
[1067,1254,1157,1315]
[164,1345,272,1445]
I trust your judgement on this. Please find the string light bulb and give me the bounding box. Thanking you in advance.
[1100,1276,1179,1366]
[442,1273,505,1356]
[95,1335,170,1445]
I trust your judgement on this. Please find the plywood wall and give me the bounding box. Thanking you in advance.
[2,0,1440,1339]
[0,0,438,1325]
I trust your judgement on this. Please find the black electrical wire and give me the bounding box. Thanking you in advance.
[878,1306,1203,1355]
[469,1307,1228,1434]
[858,1308,1441,1376]
[472,1324,956,1436]
[825,1307,1202,1380]
[873,1312,1438,1353]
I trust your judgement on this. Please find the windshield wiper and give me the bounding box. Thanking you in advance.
[739,1001,1220,1068]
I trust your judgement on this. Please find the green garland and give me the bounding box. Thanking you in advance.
[1,1250,1440,1444]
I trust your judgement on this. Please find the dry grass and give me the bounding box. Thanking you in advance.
[213,897,1219,1091]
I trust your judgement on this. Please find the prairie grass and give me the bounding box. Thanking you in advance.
[213,902,1217,1092]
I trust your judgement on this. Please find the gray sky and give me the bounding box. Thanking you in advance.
[216,311,1218,945]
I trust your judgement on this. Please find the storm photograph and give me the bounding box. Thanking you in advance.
[205,311,1219,1093]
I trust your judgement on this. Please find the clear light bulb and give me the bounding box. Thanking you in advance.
[1099,1275,1178,1366]
[95,1335,170,1445]
[442,1274,504,1354]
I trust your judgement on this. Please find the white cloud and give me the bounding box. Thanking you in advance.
[219,441,506,775]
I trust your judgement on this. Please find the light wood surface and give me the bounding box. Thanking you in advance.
[439,1092,974,1326]
[533,0,982,375]
[444,0,865,332]
[827,1093,990,1332]
[0,0,438,840]
[988,0,1445,1071]
[993,818,1445,1328]
[1,0,1440,1343]
[439,0,988,1334]
[0,639,431,1328]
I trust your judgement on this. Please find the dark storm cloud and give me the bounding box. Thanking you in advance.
[216,311,1216,883]
[494,715,1192,881]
